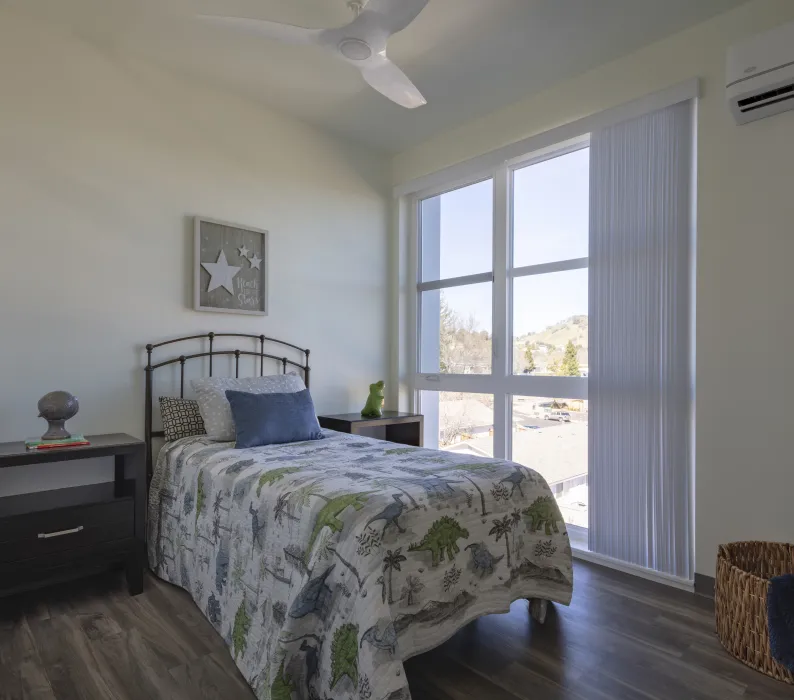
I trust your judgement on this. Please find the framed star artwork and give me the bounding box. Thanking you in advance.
[194,217,268,315]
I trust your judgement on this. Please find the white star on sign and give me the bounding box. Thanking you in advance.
[237,245,249,258]
[249,253,262,270]
[201,250,240,295]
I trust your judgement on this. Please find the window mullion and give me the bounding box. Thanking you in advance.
[511,257,589,279]
[417,271,494,292]
[492,166,509,459]
[407,195,419,412]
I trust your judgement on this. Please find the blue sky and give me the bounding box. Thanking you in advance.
[426,148,590,338]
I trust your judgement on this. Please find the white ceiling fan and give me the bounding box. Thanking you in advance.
[198,0,429,109]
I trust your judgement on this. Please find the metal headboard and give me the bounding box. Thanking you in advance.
[144,332,310,483]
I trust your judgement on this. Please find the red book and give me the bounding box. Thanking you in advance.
[31,441,90,450]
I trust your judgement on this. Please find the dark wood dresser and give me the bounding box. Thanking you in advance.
[0,433,146,596]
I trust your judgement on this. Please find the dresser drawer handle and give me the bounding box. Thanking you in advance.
[38,526,84,539]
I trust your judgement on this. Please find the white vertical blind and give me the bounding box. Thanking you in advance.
[588,100,694,579]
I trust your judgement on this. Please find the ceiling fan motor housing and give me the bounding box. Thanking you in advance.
[339,38,373,61]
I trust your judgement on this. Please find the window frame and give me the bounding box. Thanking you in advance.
[416,176,495,378]
[411,136,590,464]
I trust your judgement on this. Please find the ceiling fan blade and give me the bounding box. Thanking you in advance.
[361,55,426,108]
[361,0,429,36]
[196,15,321,45]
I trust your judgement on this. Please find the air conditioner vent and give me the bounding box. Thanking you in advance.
[738,82,794,110]
[740,92,794,114]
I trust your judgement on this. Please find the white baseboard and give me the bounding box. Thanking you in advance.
[572,547,695,592]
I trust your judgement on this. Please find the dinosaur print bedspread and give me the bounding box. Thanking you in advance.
[148,430,573,700]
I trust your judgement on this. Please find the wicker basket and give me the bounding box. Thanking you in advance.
[715,541,794,683]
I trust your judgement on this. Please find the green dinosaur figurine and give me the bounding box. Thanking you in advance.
[361,380,385,418]
[408,516,469,567]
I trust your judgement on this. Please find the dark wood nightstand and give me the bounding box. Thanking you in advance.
[318,412,424,447]
[0,433,146,597]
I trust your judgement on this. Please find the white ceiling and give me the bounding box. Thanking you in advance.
[10,0,747,153]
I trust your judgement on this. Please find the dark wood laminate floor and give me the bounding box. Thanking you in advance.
[0,561,789,700]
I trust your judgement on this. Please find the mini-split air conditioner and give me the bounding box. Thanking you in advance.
[726,20,794,125]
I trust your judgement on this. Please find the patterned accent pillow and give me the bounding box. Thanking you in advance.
[159,397,206,443]
[191,374,306,441]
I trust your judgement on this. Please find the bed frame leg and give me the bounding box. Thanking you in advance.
[529,598,549,624]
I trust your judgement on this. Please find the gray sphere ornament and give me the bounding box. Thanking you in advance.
[38,391,79,440]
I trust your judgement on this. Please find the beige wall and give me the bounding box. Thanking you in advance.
[0,10,389,493]
[392,0,794,577]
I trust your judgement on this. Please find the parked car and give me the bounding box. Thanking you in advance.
[544,409,571,422]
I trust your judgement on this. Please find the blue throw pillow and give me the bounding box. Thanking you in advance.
[225,389,324,448]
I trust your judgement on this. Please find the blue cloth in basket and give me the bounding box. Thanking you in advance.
[768,573,794,673]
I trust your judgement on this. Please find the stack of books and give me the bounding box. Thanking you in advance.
[25,434,90,451]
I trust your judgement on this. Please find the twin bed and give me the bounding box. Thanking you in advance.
[145,333,573,700]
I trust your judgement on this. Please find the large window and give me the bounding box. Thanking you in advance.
[420,179,492,282]
[512,148,589,267]
[513,269,588,376]
[421,391,494,458]
[416,142,590,535]
[418,179,493,375]
[420,284,492,375]
[511,397,588,528]
[411,93,696,577]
